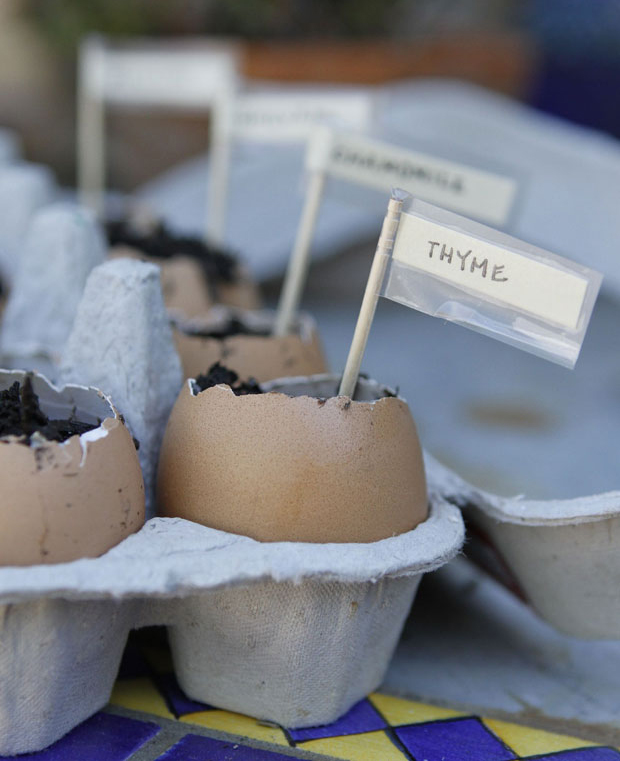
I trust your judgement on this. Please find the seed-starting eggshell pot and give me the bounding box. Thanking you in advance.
[158,374,427,543]
[0,369,145,566]
[109,246,261,317]
[173,306,328,384]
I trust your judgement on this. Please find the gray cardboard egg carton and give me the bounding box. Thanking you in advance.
[2,188,619,753]
[0,227,464,754]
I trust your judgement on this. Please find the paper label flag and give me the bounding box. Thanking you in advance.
[234,91,373,142]
[308,128,517,226]
[382,197,602,367]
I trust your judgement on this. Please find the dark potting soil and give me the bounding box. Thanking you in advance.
[106,219,240,286]
[183,317,270,340]
[0,376,98,446]
[194,362,262,396]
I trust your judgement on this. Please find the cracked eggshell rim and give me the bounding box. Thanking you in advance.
[0,369,145,566]
[157,373,427,543]
[172,306,328,383]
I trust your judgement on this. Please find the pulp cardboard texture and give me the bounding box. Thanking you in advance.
[109,246,262,317]
[0,162,56,284]
[61,259,183,517]
[109,245,213,317]
[0,499,463,753]
[174,306,328,382]
[159,375,427,542]
[425,452,620,638]
[0,370,145,567]
[1,203,105,363]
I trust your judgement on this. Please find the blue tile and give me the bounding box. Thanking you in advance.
[158,734,297,760]
[289,698,387,741]
[534,749,620,760]
[1,712,159,761]
[395,717,516,761]
[154,673,214,718]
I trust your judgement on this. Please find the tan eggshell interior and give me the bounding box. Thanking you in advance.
[0,380,145,567]
[216,270,262,310]
[174,309,328,383]
[108,247,261,316]
[157,380,427,543]
[109,246,212,317]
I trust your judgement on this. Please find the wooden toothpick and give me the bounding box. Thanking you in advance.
[338,194,404,398]
[274,170,326,336]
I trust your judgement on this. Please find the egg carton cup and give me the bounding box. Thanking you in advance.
[425,452,620,639]
[0,498,463,754]
[173,305,328,384]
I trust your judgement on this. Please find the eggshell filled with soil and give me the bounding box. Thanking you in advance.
[173,307,328,383]
[0,369,145,566]
[109,245,213,318]
[158,374,427,543]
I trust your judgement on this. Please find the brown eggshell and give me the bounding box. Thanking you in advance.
[109,246,261,316]
[216,269,262,310]
[173,307,328,383]
[0,372,145,566]
[109,246,212,318]
[157,375,427,543]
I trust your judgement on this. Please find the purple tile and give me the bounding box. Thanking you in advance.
[289,698,387,742]
[1,712,159,761]
[158,734,296,760]
[154,673,214,718]
[535,750,620,760]
[395,717,516,761]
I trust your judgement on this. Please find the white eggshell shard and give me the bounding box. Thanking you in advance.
[173,306,328,383]
[158,374,427,543]
[0,370,145,566]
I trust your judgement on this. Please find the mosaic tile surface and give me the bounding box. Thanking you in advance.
[5,628,620,761]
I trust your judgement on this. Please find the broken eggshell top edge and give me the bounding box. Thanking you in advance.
[0,368,145,566]
[157,373,428,543]
[172,306,328,384]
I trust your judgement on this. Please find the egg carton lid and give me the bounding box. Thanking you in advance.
[425,451,620,527]
[0,496,463,605]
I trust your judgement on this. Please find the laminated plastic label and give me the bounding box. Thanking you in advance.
[381,196,602,368]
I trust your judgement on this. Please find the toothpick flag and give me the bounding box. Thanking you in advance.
[233,90,373,142]
[275,127,518,336]
[339,192,602,397]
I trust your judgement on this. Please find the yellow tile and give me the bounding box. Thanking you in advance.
[109,677,174,720]
[300,730,408,761]
[483,717,598,757]
[180,709,289,746]
[369,693,464,726]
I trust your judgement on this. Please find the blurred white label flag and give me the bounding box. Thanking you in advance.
[234,90,373,142]
[308,128,517,226]
[381,197,602,367]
